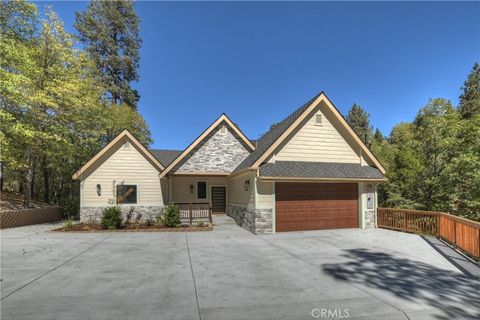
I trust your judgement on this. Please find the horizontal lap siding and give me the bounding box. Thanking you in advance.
[275,108,360,163]
[276,183,358,232]
[83,144,163,206]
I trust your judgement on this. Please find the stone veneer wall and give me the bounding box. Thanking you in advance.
[176,122,250,173]
[364,210,376,228]
[80,206,163,223]
[226,204,273,234]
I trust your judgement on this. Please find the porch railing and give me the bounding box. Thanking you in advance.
[175,203,212,224]
[378,208,480,260]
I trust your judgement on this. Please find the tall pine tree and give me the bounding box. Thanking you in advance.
[75,0,141,109]
[346,103,373,146]
[459,62,480,119]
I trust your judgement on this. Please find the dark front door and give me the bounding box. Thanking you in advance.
[211,186,226,214]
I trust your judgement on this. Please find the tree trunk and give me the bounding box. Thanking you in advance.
[0,161,3,191]
[30,161,36,200]
[43,156,50,203]
[24,152,34,207]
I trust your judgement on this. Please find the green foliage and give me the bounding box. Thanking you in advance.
[63,219,75,231]
[162,203,181,228]
[346,103,373,146]
[459,63,480,119]
[101,206,122,230]
[59,197,79,220]
[0,1,151,210]
[75,0,141,109]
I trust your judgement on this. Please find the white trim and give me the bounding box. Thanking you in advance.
[272,181,276,234]
[196,180,208,201]
[358,182,365,229]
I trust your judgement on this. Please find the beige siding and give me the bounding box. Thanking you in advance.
[82,143,163,207]
[256,178,274,210]
[227,171,255,207]
[275,108,360,163]
[171,176,227,205]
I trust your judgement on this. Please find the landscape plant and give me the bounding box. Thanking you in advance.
[162,203,181,228]
[101,206,123,230]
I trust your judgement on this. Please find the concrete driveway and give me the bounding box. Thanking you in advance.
[1,216,479,320]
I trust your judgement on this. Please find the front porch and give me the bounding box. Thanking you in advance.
[168,175,228,215]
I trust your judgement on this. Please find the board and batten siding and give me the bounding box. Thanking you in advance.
[275,108,361,163]
[227,171,255,208]
[82,143,164,207]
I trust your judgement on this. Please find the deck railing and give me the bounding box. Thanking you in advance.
[175,203,212,224]
[378,208,480,260]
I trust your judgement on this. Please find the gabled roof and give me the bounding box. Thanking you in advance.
[233,93,322,173]
[149,149,182,167]
[72,130,164,180]
[259,161,386,181]
[233,92,386,175]
[158,114,255,179]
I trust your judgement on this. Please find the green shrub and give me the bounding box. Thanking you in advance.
[63,219,75,231]
[163,203,181,227]
[60,197,80,220]
[145,218,154,226]
[101,207,123,230]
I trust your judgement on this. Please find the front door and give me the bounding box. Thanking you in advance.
[211,186,226,214]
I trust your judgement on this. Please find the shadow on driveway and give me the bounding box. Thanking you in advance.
[322,248,480,320]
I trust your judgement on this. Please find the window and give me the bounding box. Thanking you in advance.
[315,114,323,125]
[116,185,137,204]
[197,181,207,200]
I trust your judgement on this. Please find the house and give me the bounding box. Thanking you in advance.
[72,92,386,234]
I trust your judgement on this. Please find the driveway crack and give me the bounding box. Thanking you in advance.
[1,233,113,301]
[185,232,202,320]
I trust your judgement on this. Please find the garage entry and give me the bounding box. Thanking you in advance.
[275,182,358,232]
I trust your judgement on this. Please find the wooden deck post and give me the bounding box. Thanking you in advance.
[209,207,212,223]
[404,211,408,232]
[189,203,193,225]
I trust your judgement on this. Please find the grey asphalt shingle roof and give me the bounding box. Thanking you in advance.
[149,149,182,167]
[233,92,322,172]
[259,161,385,179]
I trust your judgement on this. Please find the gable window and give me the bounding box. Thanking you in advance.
[116,185,137,204]
[315,114,323,125]
[197,181,207,200]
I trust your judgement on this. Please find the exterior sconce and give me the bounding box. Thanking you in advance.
[190,184,194,194]
[96,184,101,196]
[244,179,250,191]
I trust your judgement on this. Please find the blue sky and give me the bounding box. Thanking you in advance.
[38,1,479,149]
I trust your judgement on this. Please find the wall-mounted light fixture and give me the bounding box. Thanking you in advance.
[190,184,194,194]
[244,179,250,191]
[96,184,101,196]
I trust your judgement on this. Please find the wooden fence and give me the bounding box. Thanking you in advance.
[0,207,62,229]
[377,208,480,260]
[175,203,212,224]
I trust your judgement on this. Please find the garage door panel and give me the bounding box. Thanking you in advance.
[275,182,358,232]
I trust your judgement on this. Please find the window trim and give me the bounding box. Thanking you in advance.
[196,181,208,201]
[116,183,139,205]
[314,113,323,126]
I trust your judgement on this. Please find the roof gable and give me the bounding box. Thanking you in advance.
[159,114,255,178]
[233,92,385,174]
[72,130,164,180]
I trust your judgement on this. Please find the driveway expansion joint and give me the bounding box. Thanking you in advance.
[1,233,113,301]
[185,232,202,320]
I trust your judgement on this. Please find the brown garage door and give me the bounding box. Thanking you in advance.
[275,182,358,232]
